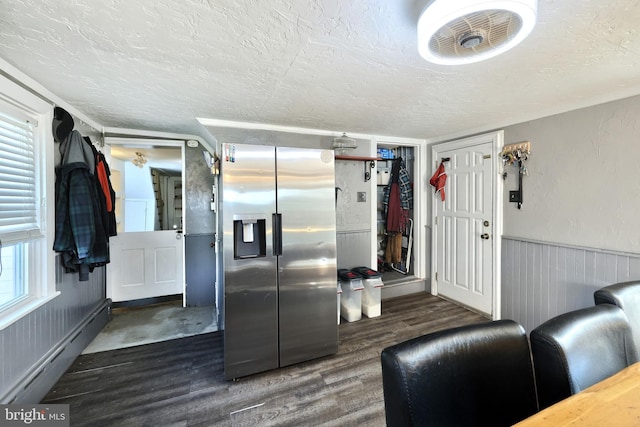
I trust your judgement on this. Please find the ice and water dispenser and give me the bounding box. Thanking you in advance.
[233,216,266,259]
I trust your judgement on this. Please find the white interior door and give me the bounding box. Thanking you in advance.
[432,132,502,316]
[107,231,184,302]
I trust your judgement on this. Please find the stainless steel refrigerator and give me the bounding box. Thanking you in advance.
[220,143,338,380]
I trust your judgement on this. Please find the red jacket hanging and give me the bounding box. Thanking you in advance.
[384,158,411,233]
[430,161,447,201]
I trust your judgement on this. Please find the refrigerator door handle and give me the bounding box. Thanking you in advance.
[272,213,283,256]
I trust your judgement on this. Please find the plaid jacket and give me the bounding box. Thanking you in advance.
[383,160,413,210]
[54,162,109,278]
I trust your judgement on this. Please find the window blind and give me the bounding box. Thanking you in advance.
[0,109,39,243]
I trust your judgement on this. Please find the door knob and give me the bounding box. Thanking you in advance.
[481,233,490,240]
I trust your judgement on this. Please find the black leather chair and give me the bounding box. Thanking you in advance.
[381,320,538,427]
[594,280,640,349]
[530,304,638,409]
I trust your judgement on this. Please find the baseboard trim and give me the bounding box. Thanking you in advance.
[1,299,111,404]
[381,279,426,300]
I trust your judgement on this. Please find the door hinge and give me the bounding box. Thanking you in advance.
[435,272,438,281]
[435,216,438,226]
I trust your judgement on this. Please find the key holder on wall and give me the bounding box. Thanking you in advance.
[500,141,531,209]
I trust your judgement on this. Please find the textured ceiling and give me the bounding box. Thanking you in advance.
[2,0,640,141]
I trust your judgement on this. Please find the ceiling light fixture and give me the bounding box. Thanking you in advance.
[417,0,538,65]
[331,133,357,155]
[459,31,484,49]
[132,151,147,168]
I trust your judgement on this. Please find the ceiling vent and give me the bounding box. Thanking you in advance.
[418,0,537,65]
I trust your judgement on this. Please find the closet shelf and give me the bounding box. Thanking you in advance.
[334,155,381,182]
[334,155,382,161]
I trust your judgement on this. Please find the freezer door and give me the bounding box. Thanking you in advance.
[222,143,278,380]
[276,147,339,366]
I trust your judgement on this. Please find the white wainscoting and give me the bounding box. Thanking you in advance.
[0,258,108,403]
[336,230,371,270]
[501,237,640,332]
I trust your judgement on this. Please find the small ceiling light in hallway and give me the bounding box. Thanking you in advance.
[132,151,147,168]
[417,0,538,65]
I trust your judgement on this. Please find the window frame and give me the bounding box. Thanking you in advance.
[0,242,29,310]
[0,74,58,330]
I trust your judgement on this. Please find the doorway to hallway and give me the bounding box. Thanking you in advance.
[104,137,186,305]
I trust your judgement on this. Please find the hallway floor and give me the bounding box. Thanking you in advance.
[82,301,218,354]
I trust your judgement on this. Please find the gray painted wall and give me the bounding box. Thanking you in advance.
[335,158,372,233]
[503,94,640,254]
[184,234,216,307]
[501,95,640,330]
[185,142,216,235]
[335,153,373,270]
[183,141,218,307]
[0,262,106,402]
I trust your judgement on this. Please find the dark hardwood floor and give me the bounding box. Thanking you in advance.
[42,292,488,426]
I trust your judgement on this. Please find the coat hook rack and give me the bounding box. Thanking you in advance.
[501,141,531,209]
[500,141,530,164]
